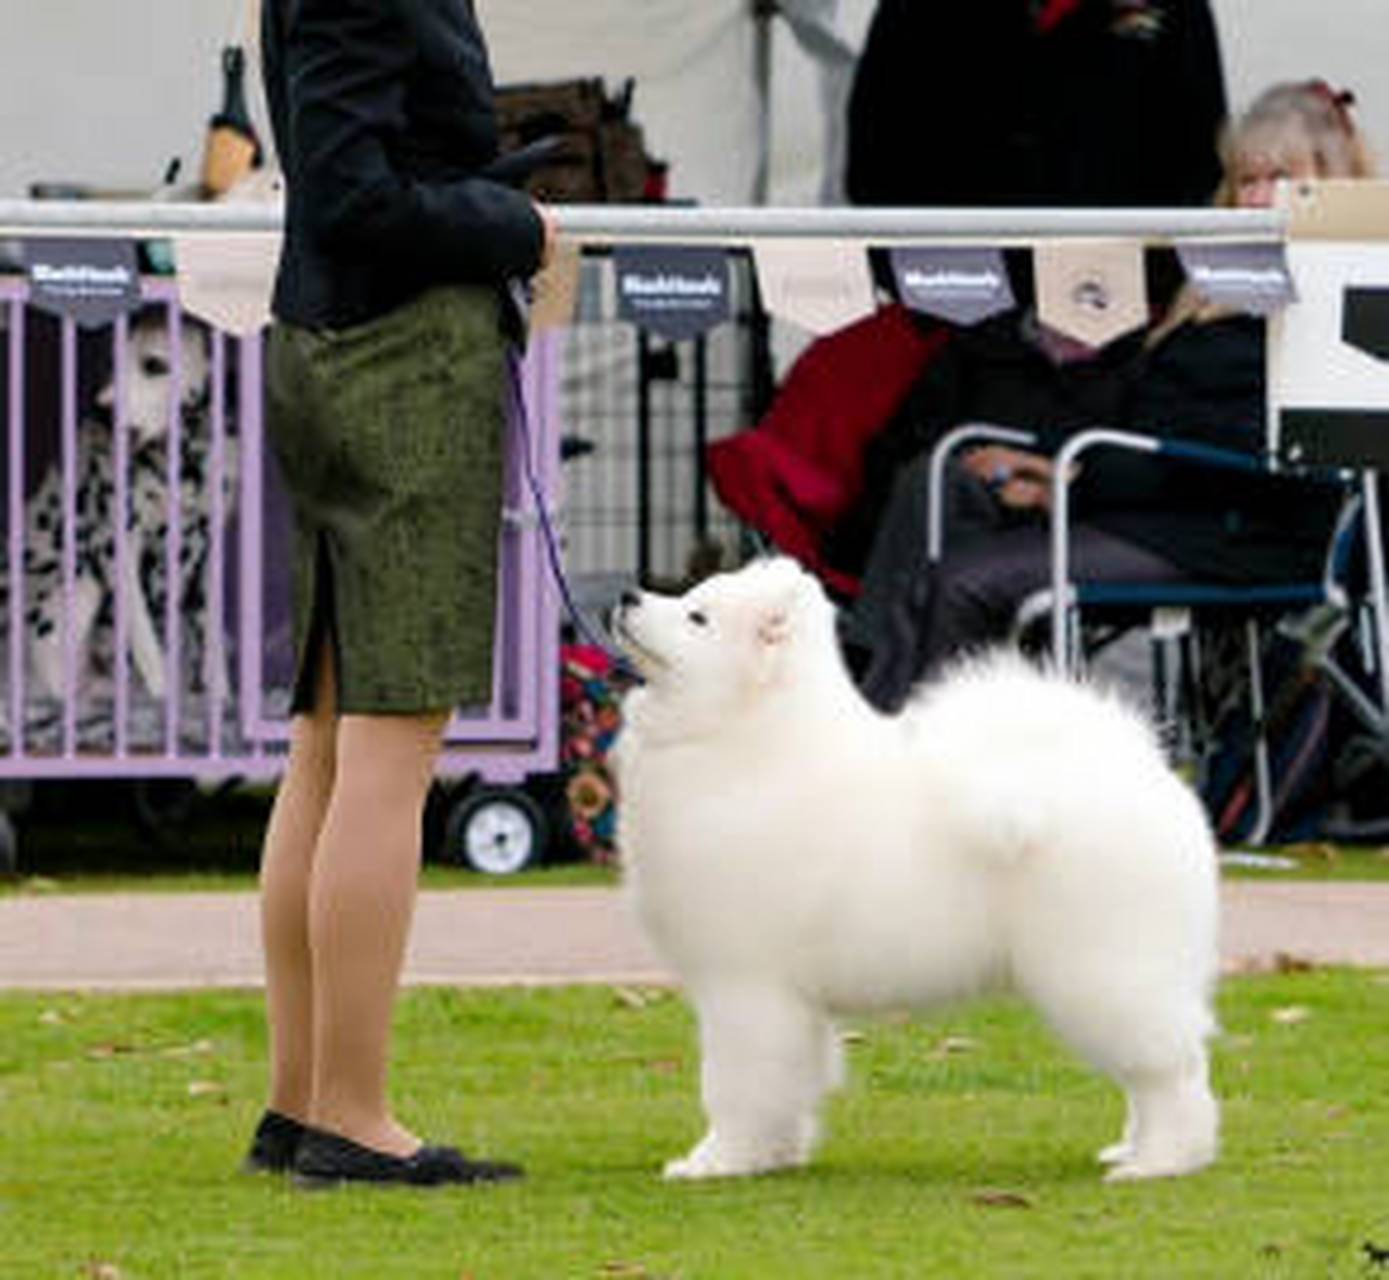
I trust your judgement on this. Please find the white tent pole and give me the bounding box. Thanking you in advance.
[752,0,776,207]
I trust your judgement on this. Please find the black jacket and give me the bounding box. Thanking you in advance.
[262,0,545,329]
[846,0,1227,208]
[1083,316,1345,582]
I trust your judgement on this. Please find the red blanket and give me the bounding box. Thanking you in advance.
[707,305,947,596]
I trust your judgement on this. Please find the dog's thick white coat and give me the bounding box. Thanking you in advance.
[614,558,1219,1183]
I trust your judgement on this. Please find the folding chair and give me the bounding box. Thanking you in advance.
[1037,181,1389,842]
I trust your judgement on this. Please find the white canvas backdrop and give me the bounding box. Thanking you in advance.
[3,2,1386,207]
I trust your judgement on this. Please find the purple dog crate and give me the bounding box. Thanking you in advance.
[0,269,562,872]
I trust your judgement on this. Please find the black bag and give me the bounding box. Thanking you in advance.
[1198,619,1389,845]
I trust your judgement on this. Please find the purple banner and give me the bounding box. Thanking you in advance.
[1177,241,1296,315]
[614,246,730,342]
[890,246,1014,326]
[22,238,141,328]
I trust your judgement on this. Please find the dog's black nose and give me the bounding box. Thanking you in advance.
[618,588,641,609]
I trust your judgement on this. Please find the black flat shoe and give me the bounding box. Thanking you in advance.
[241,1109,308,1175]
[292,1126,523,1190]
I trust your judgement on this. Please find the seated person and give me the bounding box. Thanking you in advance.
[844,79,1374,712]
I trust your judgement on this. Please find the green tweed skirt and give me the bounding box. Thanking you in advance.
[265,286,508,715]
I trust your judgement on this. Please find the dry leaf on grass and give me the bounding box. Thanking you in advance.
[971,1188,1034,1209]
[1271,1006,1310,1025]
[82,1262,123,1279]
[160,1039,216,1059]
[928,1036,980,1060]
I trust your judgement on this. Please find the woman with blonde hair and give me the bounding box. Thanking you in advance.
[1153,78,1376,339]
[1221,78,1375,208]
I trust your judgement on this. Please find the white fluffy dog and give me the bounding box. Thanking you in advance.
[612,557,1219,1184]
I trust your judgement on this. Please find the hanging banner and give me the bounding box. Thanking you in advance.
[21,238,140,327]
[1177,241,1297,316]
[752,238,875,334]
[1033,240,1147,348]
[173,233,281,336]
[614,245,730,341]
[890,246,1013,325]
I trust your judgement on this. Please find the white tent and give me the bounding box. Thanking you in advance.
[1,1,1386,204]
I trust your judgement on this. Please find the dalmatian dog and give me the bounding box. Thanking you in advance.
[3,310,237,704]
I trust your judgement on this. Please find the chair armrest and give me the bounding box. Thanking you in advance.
[926,423,1040,562]
[1044,427,1341,662]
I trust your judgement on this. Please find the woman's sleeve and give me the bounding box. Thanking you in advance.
[284,0,544,281]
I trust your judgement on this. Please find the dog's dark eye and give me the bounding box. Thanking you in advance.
[141,356,169,378]
[688,609,709,627]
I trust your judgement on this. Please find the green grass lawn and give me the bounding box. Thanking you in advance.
[2,970,1387,1278]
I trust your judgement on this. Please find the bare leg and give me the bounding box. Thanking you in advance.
[307,707,448,1155]
[259,648,337,1121]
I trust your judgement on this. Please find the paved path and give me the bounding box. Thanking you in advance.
[0,881,1385,992]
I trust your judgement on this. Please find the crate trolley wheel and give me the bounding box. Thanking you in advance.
[442,784,549,875]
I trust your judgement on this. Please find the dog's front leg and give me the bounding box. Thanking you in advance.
[120,554,166,700]
[665,984,841,1181]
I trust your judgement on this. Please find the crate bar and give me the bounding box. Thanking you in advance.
[529,329,561,776]
[0,755,284,781]
[162,297,184,755]
[112,312,130,756]
[208,330,228,760]
[6,294,24,756]
[510,347,538,732]
[237,330,271,746]
[59,316,77,754]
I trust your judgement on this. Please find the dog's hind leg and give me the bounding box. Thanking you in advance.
[1103,1057,1218,1182]
[32,575,103,702]
[1025,973,1219,1181]
[665,985,840,1181]
[1097,1094,1137,1167]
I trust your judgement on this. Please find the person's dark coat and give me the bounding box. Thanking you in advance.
[1081,315,1345,582]
[262,0,545,329]
[846,0,1227,208]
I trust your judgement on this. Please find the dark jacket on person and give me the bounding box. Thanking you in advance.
[261,0,545,329]
[824,308,1148,575]
[846,0,1227,208]
[1081,314,1345,582]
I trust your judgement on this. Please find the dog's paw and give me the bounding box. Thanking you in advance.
[663,1152,726,1181]
[1102,1148,1216,1182]
[662,1134,796,1181]
[1097,1140,1134,1167]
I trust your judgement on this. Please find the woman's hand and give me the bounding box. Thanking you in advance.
[533,201,558,270]
[961,446,1073,512]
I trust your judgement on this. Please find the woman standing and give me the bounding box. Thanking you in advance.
[245,0,553,1187]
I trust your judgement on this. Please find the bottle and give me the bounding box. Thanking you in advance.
[200,46,261,199]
